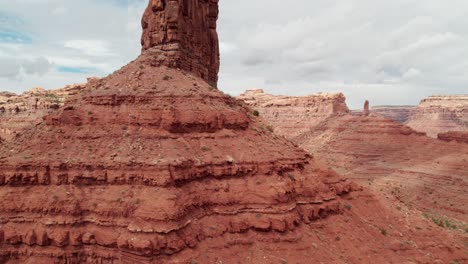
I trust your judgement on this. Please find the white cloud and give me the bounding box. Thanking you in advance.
[64,39,116,57]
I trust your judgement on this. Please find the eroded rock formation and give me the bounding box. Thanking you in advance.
[0,83,87,141]
[438,131,468,144]
[239,90,468,224]
[141,0,220,86]
[0,1,466,263]
[363,100,370,116]
[406,95,468,137]
[238,89,349,138]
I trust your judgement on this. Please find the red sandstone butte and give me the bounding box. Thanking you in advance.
[0,1,466,263]
[141,0,220,87]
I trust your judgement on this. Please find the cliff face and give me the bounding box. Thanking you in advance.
[0,83,87,141]
[141,0,220,86]
[238,89,349,139]
[438,131,468,144]
[406,95,468,138]
[371,105,415,123]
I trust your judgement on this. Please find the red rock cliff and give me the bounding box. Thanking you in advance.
[237,89,349,139]
[141,0,220,87]
[406,95,468,137]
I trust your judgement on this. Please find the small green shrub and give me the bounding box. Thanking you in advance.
[163,75,170,81]
[201,146,210,152]
[253,110,260,117]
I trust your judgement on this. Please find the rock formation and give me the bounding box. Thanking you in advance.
[0,1,466,263]
[406,95,468,137]
[363,100,370,116]
[238,89,349,138]
[371,105,415,123]
[141,0,220,87]
[0,83,87,141]
[438,131,468,144]
[239,90,468,224]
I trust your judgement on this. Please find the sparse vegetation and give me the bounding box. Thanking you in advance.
[163,75,171,81]
[253,110,260,117]
[423,212,467,232]
[201,146,210,151]
[344,204,352,210]
[379,227,388,236]
[266,125,274,132]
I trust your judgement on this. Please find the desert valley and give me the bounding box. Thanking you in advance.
[0,0,467,263]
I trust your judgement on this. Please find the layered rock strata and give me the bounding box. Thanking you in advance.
[238,89,349,138]
[0,1,466,263]
[0,83,87,141]
[438,131,468,144]
[0,1,357,262]
[371,105,415,123]
[406,95,468,137]
[141,0,220,86]
[239,90,468,223]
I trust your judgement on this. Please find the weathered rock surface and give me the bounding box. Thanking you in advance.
[438,131,468,144]
[363,100,370,116]
[0,1,466,263]
[0,83,87,141]
[406,95,468,137]
[371,105,415,123]
[239,90,468,224]
[238,89,349,138]
[141,0,220,87]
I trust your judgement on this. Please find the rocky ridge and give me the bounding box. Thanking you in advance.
[238,89,349,138]
[239,90,468,224]
[438,131,468,144]
[0,83,87,141]
[406,95,468,138]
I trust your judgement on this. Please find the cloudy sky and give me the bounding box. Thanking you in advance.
[1,0,467,108]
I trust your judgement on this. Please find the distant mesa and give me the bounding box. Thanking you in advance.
[406,95,468,138]
[238,89,349,139]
